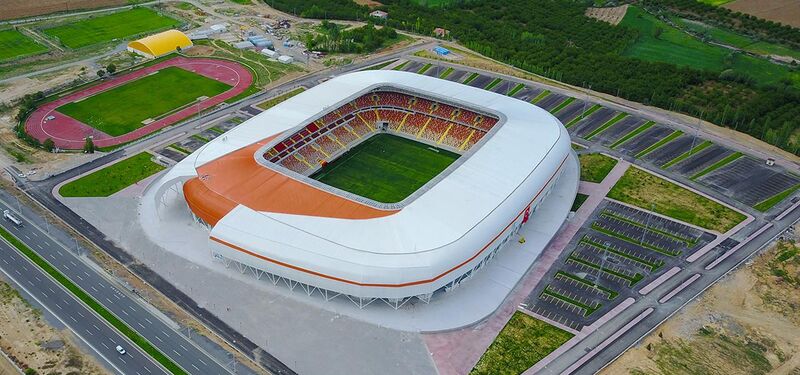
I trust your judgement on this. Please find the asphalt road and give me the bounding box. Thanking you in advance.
[0,231,166,375]
[0,195,233,375]
[538,205,800,374]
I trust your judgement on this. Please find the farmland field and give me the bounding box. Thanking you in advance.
[42,8,180,49]
[619,6,800,86]
[0,29,48,61]
[57,66,230,136]
[311,133,459,203]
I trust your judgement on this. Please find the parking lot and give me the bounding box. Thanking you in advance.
[592,116,648,147]
[697,157,800,207]
[571,108,619,139]
[522,200,715,330]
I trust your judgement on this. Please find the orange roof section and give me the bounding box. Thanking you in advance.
[183,137,399,226]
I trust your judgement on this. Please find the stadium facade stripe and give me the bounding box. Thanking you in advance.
[208,153,570,288]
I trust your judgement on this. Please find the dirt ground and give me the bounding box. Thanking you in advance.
[602,224,800,375]
[724,0,800,28]
[353,0,383,7]
[585,5,629,26]
[0,0,124,20]
[0,278,109,375]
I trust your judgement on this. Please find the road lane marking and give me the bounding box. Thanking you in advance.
[119,357,126,364]
[192,364,200,371]
[172,349,182,357]
[161,330,170,337]
[85,329,93,336]
[155,335,163,343]
[179,344,188,351]
[105,297,113,304]
[101,342,109,349]
[36,244,43,250]
[1,258,7,264]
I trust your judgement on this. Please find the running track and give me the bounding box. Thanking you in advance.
[25,57,253,149]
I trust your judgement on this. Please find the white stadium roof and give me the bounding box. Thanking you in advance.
[152,70,574,299]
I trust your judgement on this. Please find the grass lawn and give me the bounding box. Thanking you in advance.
[620,6,800,87]
[311,134,459,203]
[57,66,230,136]
[580,153,618,183]
[571,193,589,212]
[256,87,306,110]
[59,153,165,197]
[608,167,746,233]
[471,312,574,375]
[0,29,48,61]
[753,184,800,212]
[42,8,181,49]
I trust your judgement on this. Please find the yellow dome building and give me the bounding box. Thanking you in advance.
[127,29,192,58]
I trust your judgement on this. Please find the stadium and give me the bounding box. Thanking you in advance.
[144,70,577,307]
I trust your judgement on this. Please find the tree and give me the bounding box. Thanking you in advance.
[43,138,55,152]
[653,27,663,39]
[97,69,106,79]
[106,63,116,75]
[83,137,95,154]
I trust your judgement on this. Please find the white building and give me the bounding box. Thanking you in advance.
[145,71,576,306]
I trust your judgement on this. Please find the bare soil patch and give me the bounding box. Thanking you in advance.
[0,279,109,374]
[354,0,383,7]
[585,5,629,26]
[1,0,125,21]
[724,0,800,28]
[602,226,800,375]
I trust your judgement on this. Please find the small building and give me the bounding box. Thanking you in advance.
[433,27,449,38]
[233,40,255,49]
[261,48,277,58]
[127,30,193,59]
[248,36,273,48]
[433,46,450,56]
[210,23,228,33]
[370,10,388,20]
[277,55,293,64]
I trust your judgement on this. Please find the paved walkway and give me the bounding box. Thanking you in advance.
[422,159,631,375]
[25,57,253,149]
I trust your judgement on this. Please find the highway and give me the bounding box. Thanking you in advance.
[0,194,233,375]
[0,230,166,375]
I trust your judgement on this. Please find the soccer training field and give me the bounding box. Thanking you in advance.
[57,66,231,136]
[42,8,180,49]
[311,133,460,203]
[0,29,48,61]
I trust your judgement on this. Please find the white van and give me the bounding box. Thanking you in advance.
[2,210,22,227]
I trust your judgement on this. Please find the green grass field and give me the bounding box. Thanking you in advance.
[579,153,618,183]
[57,66,230,136]
[0,29,48,61]
[608,167,746,233]
[471,312,574,375]
[256,87,306,110]
[311,134,459,203]
[620,6,800,86]
[59,153,165,197]
[42,8,180,49]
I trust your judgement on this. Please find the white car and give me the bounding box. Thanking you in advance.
[115,345,126,355]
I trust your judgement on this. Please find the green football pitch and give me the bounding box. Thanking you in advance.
[0,29,48,61]
[311,133,460,203]
[42,8,180,49]
[57,66,231,136]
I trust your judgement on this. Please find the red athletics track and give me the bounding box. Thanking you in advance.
[25,56,253,149]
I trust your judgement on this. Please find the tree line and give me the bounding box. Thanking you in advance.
[263,0,799,154]
[305,21,400,54]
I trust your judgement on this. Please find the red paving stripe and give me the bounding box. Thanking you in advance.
[25,56,254,149]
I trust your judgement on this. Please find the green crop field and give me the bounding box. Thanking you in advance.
[620,6,800,86]
[42,8,181,49]
[0,29,48,61]
[471,312,574,375]
[57,66,230,136]
[311,134,459,203]
[59,153,165,197]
